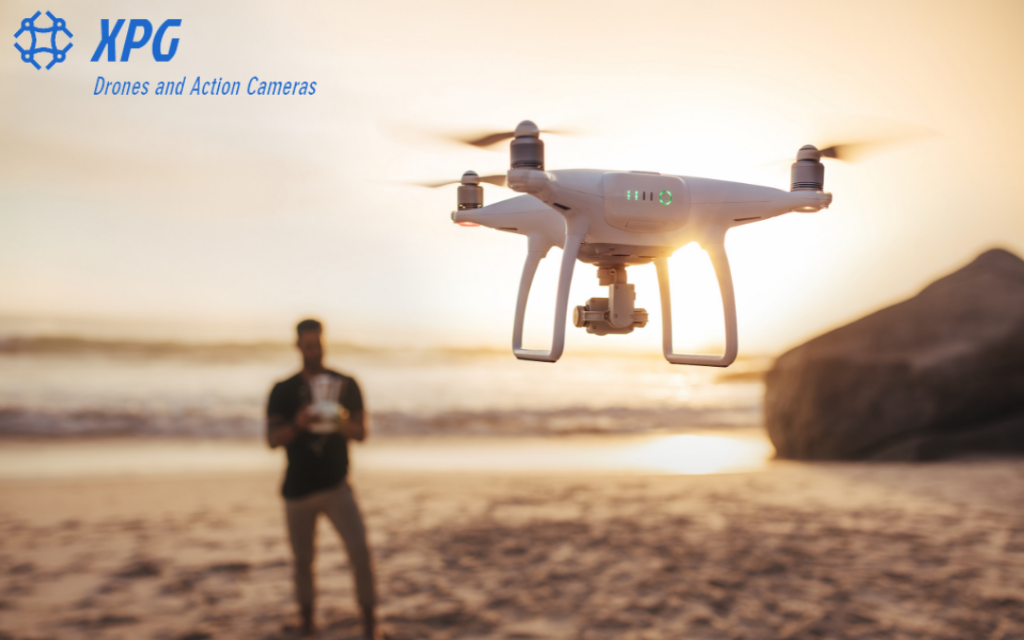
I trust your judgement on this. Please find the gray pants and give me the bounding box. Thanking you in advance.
[284,481,377,609]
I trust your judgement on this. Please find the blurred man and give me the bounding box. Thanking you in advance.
[267,319,381,639]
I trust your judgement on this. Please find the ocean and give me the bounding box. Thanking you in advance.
[0,335,766,440]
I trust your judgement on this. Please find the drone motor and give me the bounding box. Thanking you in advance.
[456,171,483,210]
[510,120,544,170]
[790,144,825,191]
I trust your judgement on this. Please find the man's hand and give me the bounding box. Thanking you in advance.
[270,406,366,445]
[339,411,367,442]
[293,404,314,431]
[267,405,314,448]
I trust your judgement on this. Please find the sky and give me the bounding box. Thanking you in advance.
[2,0,1024,355]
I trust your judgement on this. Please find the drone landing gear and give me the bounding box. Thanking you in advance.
[573,266,649,335]
[655,245,738,367]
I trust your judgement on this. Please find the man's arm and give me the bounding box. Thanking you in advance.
[268,415,294,448]
[338,377,367,442]
[338,411,366,442]
[267,407,314,448]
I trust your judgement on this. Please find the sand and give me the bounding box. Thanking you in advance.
[1,452,1023,639]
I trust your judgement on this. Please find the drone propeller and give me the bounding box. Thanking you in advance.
[815,140,899,163]
[456,128,575,149]
[758,137,928,171]
[379,119,584,152]
[818,144,849,160]
[407,173,507,189]
[777,140,894,164]
[790,125,935,165]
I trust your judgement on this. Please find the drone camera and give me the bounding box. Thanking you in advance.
[790,144,824,191]
[573,297,650,335]
[457,170,483,210]
[573,267,649,335]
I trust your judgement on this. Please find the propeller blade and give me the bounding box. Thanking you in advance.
[756,119,935,167]
[763,130,934,167]
[459,129,574,148]
[379,119,585,152]
[402,174,506,189]
[478,174,507,187]
[408,178,461,189]
[817,140,903,162]
[818,119,935,162]
[461,131,516,147]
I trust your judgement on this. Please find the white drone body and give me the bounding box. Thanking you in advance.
[449,121,832,367]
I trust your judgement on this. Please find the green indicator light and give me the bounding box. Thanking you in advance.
[626,190,631,200]
[659,190,673,205]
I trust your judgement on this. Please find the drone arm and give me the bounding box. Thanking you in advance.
[512,221,587,363]
[655,243,738,367]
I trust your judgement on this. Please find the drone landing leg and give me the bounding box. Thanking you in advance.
[655,243,738,367]
[512,233,584,363]
[511,249,545,354]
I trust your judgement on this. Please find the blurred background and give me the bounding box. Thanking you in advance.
[2,0,1024,460]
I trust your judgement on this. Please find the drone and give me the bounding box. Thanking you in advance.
[425,120,836,367]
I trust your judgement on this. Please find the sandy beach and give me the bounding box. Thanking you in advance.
[1,440,1022,640]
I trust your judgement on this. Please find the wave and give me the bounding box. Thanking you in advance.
[0,336,349,360]
[0,335,531,362]
[0,335,760,362]
[0,404,760,439]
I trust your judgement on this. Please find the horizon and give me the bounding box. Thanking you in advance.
[0,242,1013,358]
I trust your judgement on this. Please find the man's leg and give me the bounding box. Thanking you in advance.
[285,495,321,636]
[322,482,379,639]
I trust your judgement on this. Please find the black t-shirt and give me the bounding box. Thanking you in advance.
[266,370,364,499]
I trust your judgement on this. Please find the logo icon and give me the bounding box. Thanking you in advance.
[14,11,73,70]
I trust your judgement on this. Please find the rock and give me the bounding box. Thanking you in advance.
[765,248,1024,460]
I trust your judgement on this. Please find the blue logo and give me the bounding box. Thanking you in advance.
[90,19,181,62]
[14,10,73,70]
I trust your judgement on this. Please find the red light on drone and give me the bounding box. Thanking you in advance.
[457,221,481,227]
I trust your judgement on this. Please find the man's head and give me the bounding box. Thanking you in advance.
[296,318,324,371]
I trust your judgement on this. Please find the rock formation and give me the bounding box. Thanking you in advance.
[765,248,1024,460]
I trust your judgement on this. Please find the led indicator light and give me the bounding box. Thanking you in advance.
[659,190,673,205]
